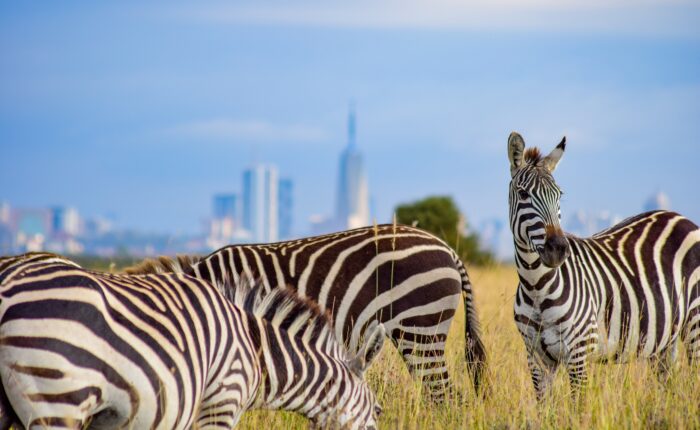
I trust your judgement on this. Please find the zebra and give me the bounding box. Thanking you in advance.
[0,252,386,429]
[125,224,487,400]
[507,131,700,399]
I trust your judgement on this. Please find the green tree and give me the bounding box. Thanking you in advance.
[395,196,494,266]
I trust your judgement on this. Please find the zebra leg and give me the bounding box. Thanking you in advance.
[685,300,700,364]
[526,351,556,401]
[565,353,589,398]
[652,339,680,384]
[395,331,452,401]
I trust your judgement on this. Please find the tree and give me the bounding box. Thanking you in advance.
[395,196,493,266]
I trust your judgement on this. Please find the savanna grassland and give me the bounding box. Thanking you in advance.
[239,265,700,429]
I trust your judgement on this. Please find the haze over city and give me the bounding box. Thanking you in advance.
[1,1,699,255]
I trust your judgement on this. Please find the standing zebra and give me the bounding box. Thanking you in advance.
[126,224,487,399]
[0,253,385,429]
[507,132,700,399]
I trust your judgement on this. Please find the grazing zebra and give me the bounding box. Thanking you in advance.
[125,224,487,399]
[0,253,385,429]
[507,132,700,399]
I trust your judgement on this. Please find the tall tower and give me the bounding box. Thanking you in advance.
[278,178,293,240]
[336,105,369,229]
[242,164,278,243]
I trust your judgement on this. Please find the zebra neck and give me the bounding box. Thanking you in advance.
[251,318,322,415]
[513,243,559,293]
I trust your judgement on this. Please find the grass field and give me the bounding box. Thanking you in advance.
[238,265,700,429]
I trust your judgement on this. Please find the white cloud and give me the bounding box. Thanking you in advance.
[163,118,329,144]
[170,0,700,38]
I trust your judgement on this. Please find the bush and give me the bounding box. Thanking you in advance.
[395,196,493,266]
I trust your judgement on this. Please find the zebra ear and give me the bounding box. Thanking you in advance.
[349,324,386,376]
[542,136,566,173]
[508,132,526,177]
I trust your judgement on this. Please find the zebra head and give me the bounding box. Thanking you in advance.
[238,284,385,429]
[507,132,570,268]
[314,323,386,430]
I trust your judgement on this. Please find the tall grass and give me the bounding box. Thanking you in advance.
[238,266,700,429]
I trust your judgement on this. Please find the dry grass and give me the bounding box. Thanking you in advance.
[239,265,700,429]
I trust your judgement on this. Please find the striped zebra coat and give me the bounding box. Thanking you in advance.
[126,224,487,399]
[0,253,385,429]
[507,132,700,399]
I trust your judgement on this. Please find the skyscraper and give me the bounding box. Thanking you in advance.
[213,194,239,222]
[51,206,80,236]
[336,105,369,229]
[643,191,671,212]
[243,164,278,243]
[278,178,293,240]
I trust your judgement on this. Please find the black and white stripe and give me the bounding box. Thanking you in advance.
[126,224,487,399]
[0,253,385,429]
[507,132,700,399]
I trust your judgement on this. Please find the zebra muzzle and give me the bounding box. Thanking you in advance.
[540,226,570,268]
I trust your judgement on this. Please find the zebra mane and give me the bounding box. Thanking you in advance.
[233,279,336,347]
[523,147,542,164]
[123,255,201,276]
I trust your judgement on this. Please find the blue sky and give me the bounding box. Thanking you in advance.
[1,1,699,236]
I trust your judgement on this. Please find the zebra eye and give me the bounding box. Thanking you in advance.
[374,404,383,417]
[518,189,529,200]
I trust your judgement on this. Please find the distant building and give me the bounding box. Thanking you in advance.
[309,214,337,237]
[51,206,81,236]
[0,202,10,225]
[336,105,369,230]
[0,224,11,254]
[12,208,51,237]
[213,193,240,221]
[0,203,12,254]
[83,216,113,238]
[643,191,670,212]
[207,193,249,248]
[564,210,621,237]
[243,164,278,243]
[278,178,293,240]
[10,208,51,252]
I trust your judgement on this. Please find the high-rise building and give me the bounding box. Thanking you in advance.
[213,194,240,222]
[643,191,670,212]
[51,206,80,236]
[243,164,278,243]
[207,193,241,247]
[0,202,10,225]
[336,105,369,229]
[0,202,11,254]
[278,178,293,240]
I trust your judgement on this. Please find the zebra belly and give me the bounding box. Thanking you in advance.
[593,316,681,363]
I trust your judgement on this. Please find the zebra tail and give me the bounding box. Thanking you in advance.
[456,258,487,394]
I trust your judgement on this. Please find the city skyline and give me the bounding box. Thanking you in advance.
[0,186,675,259]
[1,2,698,242]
